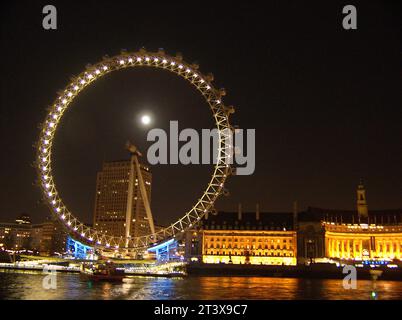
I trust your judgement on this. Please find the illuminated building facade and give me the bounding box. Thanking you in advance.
[184,230,202,260]
[40,217,68,255]
[195,207,297,265]
[0,214,67,254]
[293,182,402,264]
[185,182,401,266]
[30,224,43,252]
[316,182,402,262]
[297,209,326,263]
[93,160,152,238]
[0,223,31,251]
[0,214,33,251]
[324,222,402,260]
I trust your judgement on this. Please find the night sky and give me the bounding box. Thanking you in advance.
[1,1,401,226]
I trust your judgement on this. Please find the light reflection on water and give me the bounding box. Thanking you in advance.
[1,270,402,300]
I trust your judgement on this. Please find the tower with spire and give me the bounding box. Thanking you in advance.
[357,179,368,219]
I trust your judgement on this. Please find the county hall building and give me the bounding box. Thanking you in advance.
[191,205,298,266]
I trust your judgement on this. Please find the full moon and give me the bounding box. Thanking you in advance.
[141,114,151,125]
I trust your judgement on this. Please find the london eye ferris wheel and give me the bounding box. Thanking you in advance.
[36,48,235,253]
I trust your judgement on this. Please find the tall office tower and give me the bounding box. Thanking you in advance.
[93,159,152,239]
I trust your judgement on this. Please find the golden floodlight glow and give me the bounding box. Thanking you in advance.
[36,49,234,251]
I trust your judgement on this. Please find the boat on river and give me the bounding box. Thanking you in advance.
[80,260,125,282]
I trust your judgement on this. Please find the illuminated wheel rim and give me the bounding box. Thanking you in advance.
[37,49,234,251]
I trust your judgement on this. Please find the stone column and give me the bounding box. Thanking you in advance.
[337,240,340,258]
[378,240,382,258]
[328,238,332,257]
[326,238,330,257]
[333,239,337,258]
[383,241,387,258]
[341,240,344,258]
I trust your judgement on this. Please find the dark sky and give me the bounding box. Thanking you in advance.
[1,0,401,226]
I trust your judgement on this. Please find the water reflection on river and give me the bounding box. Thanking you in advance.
[1,270,401,300]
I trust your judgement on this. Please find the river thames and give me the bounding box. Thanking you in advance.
[1,270,402,300]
